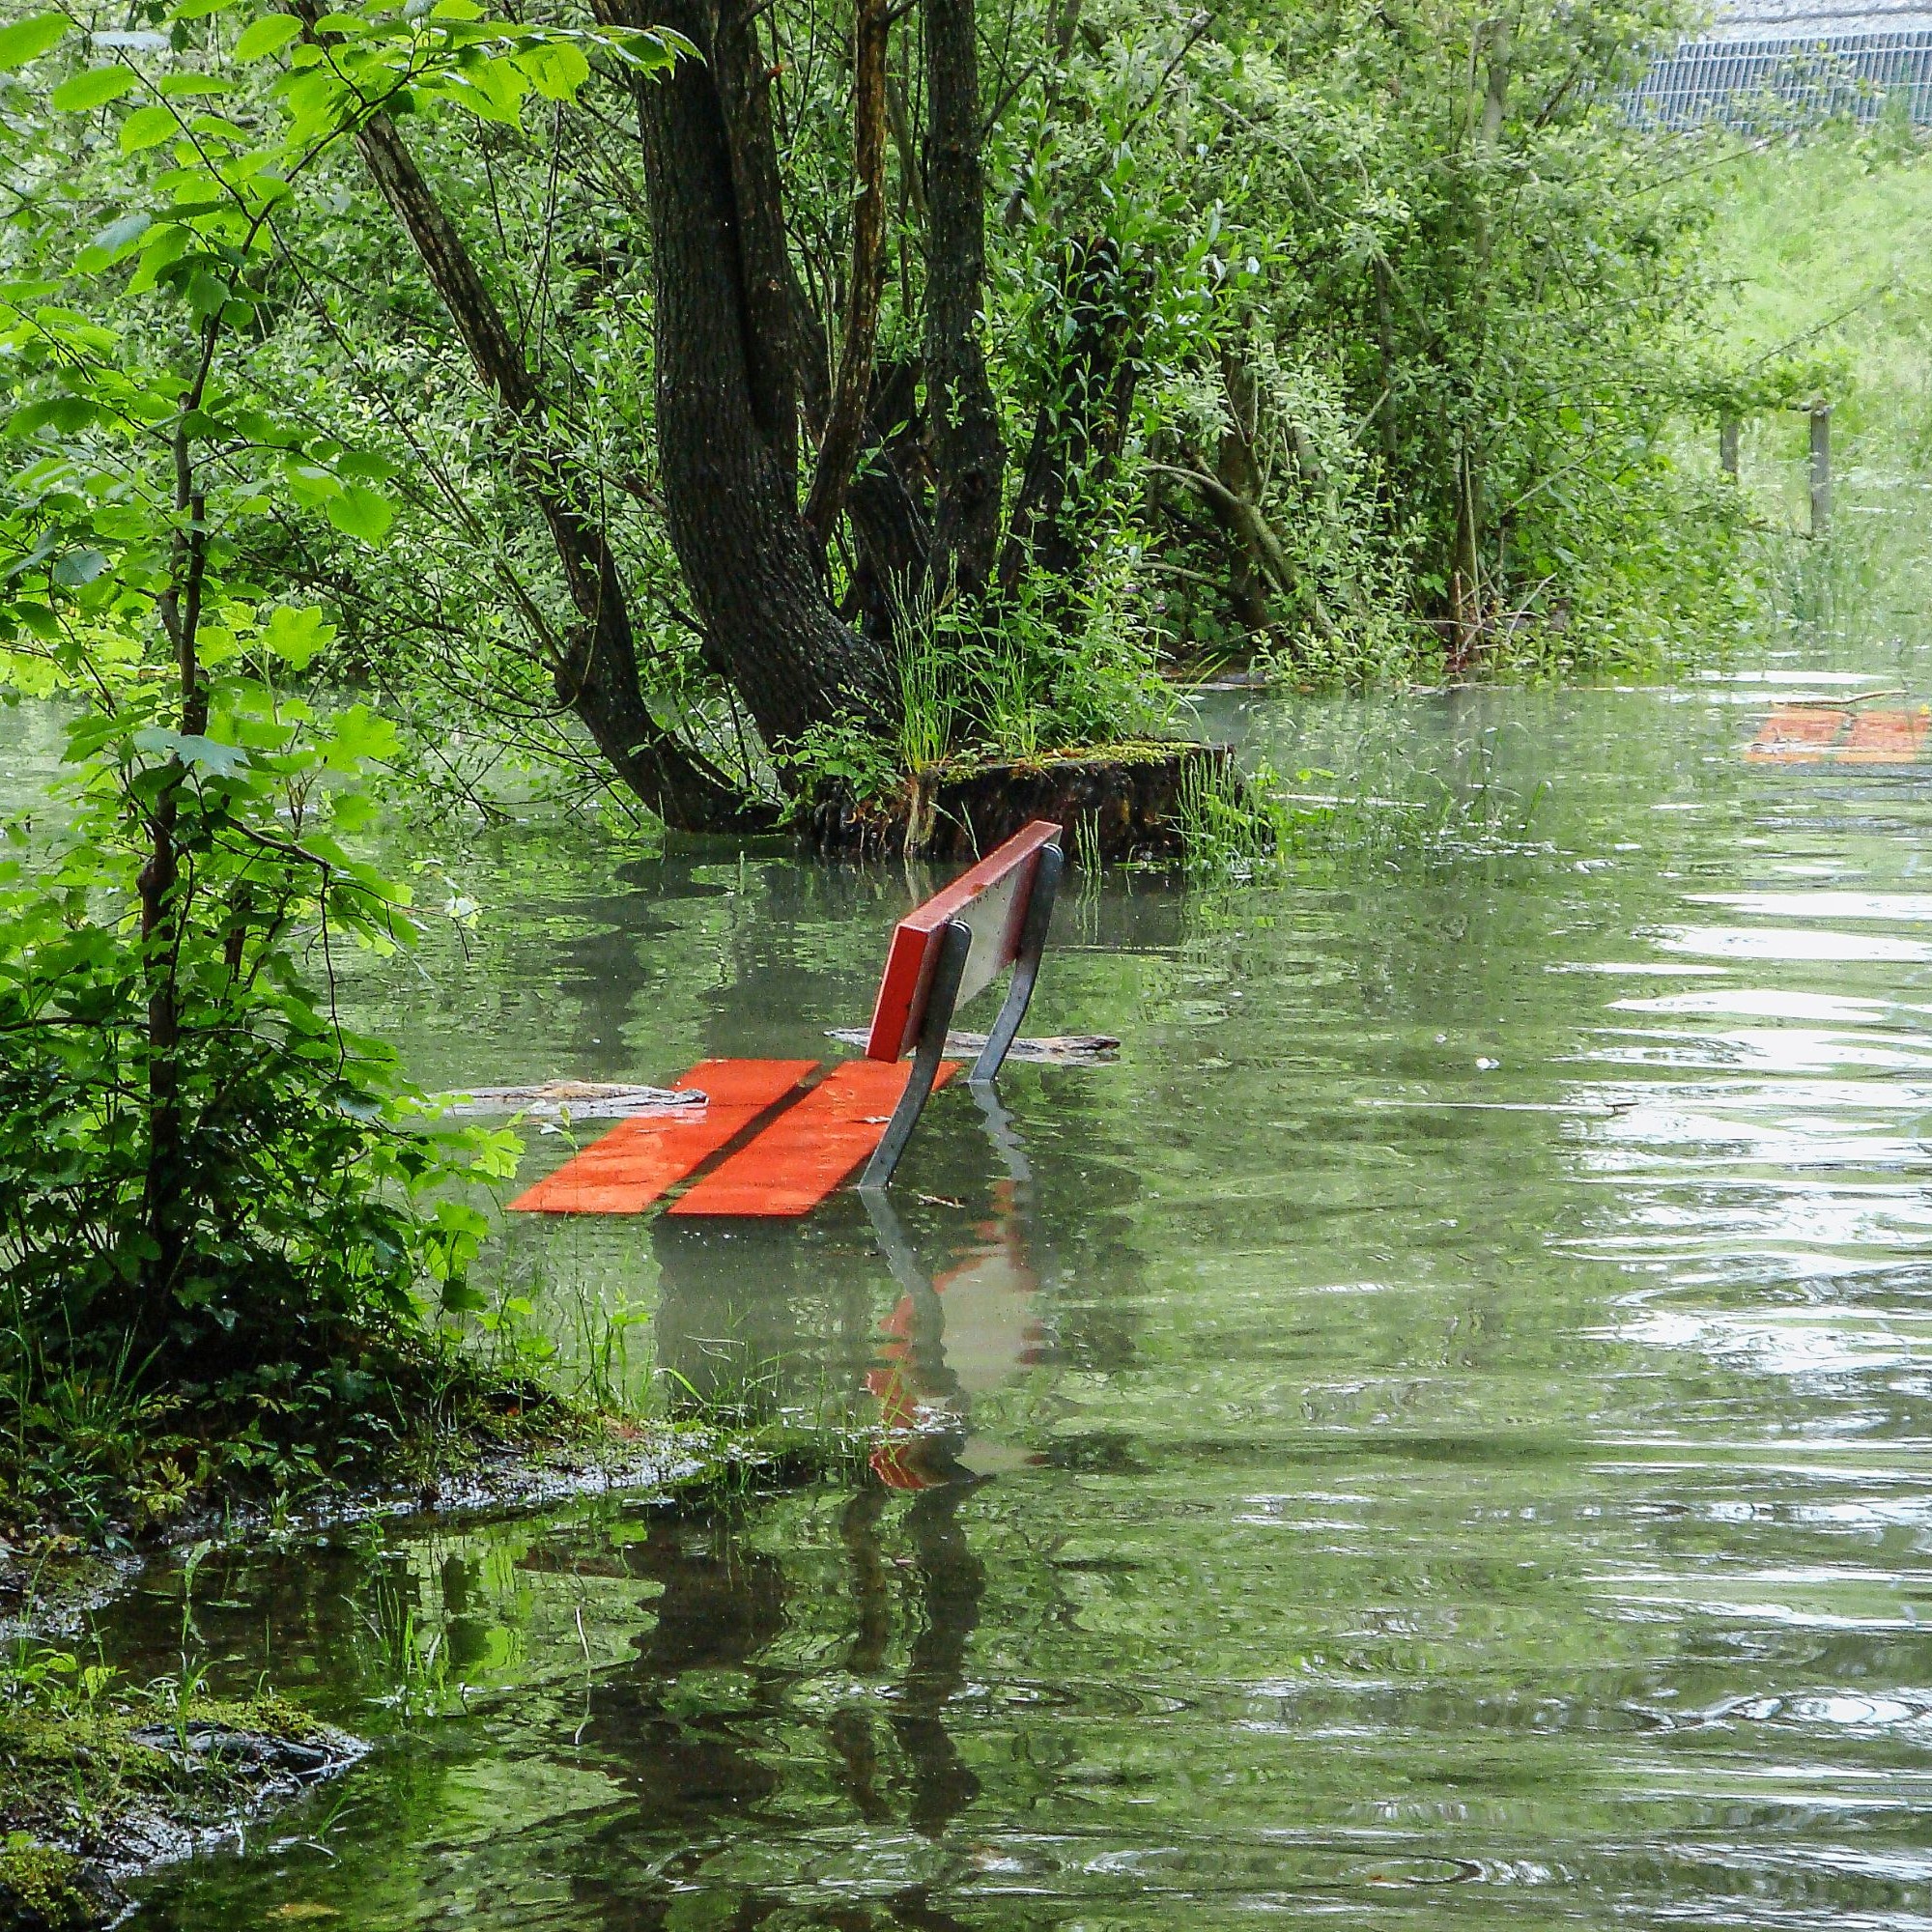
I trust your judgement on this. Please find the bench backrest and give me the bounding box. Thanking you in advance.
[864,821,1064,1061]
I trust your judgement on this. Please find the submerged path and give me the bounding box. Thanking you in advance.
[102,657,1932,1931]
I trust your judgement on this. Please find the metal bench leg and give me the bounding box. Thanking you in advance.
[970,842,1064,1087]
[860,1188,960,1403]
[859,918,972,1195]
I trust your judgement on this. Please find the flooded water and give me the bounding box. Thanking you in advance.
[18,638,1932,1928]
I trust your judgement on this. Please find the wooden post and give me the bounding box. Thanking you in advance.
[1809,404,1831,538]
[1719,416,1739,478]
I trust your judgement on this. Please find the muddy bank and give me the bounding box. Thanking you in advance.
[0,1423,720,1927]
[1,1685,362,1930]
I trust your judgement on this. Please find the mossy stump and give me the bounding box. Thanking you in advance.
[804,741,1232,863]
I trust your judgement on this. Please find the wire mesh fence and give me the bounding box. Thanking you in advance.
[1630,26,1932,126]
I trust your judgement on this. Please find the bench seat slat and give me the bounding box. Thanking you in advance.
[505,1059,818,1215]
[669,1057,962,1218]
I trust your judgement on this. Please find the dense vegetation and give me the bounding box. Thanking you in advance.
[0,0,1834,1544]
[3,0,1749,819]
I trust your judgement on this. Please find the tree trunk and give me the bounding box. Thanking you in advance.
[139,321,218,1312]
[1214,350,1273,632]
[598,0,895,750]
[794,309,931,639]
[347,109,764,831]
[803,0,891,550]
[923,0,1006,596]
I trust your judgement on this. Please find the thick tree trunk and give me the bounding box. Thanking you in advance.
[923,0,1006,596]
[597,0,895,749]
[347,109,763,831]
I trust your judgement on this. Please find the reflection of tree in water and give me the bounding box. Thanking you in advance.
[833,1469,985,1837]
[570,1221,1019,1925]
[568,1473,983,1930]
[563,1091,1076,1924]
[582,1512,789,1833]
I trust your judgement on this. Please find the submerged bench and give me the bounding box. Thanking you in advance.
[507,820,1066,1218]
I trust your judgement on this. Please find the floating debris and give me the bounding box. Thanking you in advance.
[440,1081,708,1120]
[825,1029,1121,1065]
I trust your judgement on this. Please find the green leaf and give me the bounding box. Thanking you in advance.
[322,704,401,769]
[262,605,335,670]
[325,483,394,544]
[51,550,108,588]
[8,395,99,436]
[234,14,302,60]
[76,211,152,274]
[522,39,589,100]
[119,103,179,153]
[50,66,135,110]
[281,458,340,508]
[0,12,68,71]
[127,222,193,294]
[131,726,251,775]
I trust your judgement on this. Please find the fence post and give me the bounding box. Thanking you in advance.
[1809,404,1831,538]
[1719,416,1739,478]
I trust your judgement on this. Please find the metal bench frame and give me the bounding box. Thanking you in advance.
[859,835,1065,1194]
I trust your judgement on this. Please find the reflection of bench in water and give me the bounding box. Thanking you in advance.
[508,821,1066,1217]
[863,1089,1044,1489]
[1747,704,1931,764]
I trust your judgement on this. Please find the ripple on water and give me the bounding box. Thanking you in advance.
[71,672,1932,1930]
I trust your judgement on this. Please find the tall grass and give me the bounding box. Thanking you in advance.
[1709,126,1932,658]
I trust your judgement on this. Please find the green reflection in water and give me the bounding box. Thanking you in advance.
[23,651,1932,1929]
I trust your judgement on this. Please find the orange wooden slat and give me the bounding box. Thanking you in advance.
[668,1057,962,1218]
[506,1060,818,1215]
[1838,708,1930,764]
[1745,706,1849,762]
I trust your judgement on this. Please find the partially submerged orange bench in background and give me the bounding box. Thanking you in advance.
[1746,704,1931,764]
[507,821,1066,1219]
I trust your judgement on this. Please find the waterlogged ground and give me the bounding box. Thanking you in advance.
[14,635,1932,1928]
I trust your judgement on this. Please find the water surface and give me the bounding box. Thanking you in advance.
[29,652,1932,1929]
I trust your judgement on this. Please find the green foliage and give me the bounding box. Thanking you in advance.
[1698,126,1932,656]
[0,0,613,1540]
[788,549,1177,804]
[1174,753,1293,877]
[0,0,1760,855]
[1021,0,1749,676]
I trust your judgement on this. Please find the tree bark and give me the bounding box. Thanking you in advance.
[804,0,891,551]
[923,0,1006,596]
[347,109,765,831]
[794,288,932,637]
[139,315,219,1309]
[1213,350,1272,631]
[597,0,895,748]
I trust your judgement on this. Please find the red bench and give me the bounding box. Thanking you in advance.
[508,820,1065,1217]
